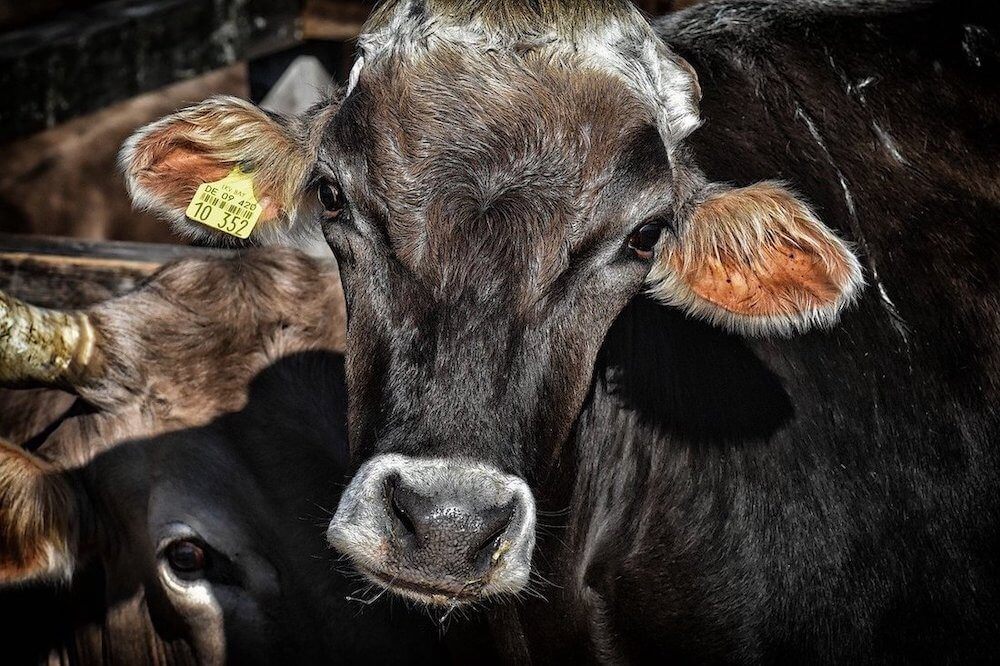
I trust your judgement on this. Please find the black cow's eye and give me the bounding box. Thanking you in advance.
[318,180,344,215]
[627,223,663,260]
[165,539,207,574]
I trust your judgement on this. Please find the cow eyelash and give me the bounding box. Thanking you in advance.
[626,221,666,260]
[317,179,347,219]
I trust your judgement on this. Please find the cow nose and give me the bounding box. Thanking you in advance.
[328,454,536,603]
[384,472,516,577]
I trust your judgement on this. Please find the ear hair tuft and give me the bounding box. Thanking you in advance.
[647,182,864,337]
[0,441,78,586]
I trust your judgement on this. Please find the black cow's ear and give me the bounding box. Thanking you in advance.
[647,182,864,336]
[119,96,317,248]
[0,441,83,586]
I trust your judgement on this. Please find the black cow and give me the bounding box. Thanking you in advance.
[116,0,999,662]
[0,249,447,664]
[504,3,1000,663]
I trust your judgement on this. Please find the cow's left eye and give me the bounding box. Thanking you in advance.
[165,539,207,574]
[627,223,663,260]
[318,180,345,217]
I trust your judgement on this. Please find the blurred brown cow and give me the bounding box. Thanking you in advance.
[0,248,449,664]
[0,67,248,244]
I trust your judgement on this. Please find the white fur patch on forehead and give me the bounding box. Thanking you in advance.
[347,0,700,143]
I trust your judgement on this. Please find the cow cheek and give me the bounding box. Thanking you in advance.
[536,330,610,467]
[154,566,226,665]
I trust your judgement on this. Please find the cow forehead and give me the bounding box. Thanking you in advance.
[332,51,669,306]
[325,1,698,305]
[351,0,699,141]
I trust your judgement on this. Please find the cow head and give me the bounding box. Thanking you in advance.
[0,255,347,664]
[120,1,862,607]
[1,422,342,665]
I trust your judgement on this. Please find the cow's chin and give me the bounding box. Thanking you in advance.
[326,454,537,607]
[328,528,535,607]
[354,559,532,607]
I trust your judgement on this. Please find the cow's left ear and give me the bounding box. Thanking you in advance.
[647,182,863,336]
[0,441,83,586]
[119,96,316,247]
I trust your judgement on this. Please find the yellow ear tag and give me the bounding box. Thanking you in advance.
[185,166,263,239]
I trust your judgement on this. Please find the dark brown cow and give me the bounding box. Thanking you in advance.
[117,0,860,599]
[0,249,447,664]
[115,0,999,662]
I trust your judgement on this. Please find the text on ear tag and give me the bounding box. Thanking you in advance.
[185,166,263,239]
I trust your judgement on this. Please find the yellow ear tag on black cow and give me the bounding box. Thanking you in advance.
[185,166,263,239]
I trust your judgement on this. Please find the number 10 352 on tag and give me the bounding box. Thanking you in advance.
[185,168,264,239]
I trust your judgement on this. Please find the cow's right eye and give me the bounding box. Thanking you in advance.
[318,180,345,217]
[165,539,207,574]
[627,223,663,260]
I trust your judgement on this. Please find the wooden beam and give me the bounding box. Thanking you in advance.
[301,0,370,41]
[0,233,230,307]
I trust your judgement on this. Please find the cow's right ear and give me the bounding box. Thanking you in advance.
[119,96,316,247]
[0,441,82,586]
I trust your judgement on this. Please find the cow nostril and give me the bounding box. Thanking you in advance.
[476,523,507,556]
[391,492,417,535]
[473,501,516,567]
[384,474,417,537]
[376,472,525,578]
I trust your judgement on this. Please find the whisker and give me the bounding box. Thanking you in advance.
[438,602,460,625]
[535,508,571,518]
[346,576,395,605]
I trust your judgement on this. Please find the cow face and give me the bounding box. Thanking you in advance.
[120,1,862,607]
[0,358,429,664]
[0,415,338,665]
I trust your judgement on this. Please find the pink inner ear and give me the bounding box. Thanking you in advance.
[134,140,231,210]
[679,240,847,318]
[649,182,863,334]
[124,97,315,230]
[134,140,283,222]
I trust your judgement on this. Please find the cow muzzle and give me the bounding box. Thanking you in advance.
[327,454,535,605]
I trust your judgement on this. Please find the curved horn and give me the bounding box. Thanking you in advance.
[0,291,100,389]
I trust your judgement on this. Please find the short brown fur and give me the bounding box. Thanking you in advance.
[0,440,76,583]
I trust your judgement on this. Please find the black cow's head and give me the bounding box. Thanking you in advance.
[0,395,348,665]
[120,0,862,607]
